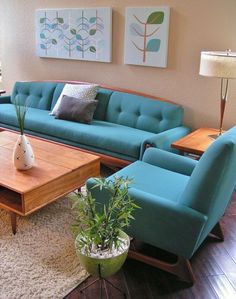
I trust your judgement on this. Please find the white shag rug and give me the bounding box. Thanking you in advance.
[0,198,88,299]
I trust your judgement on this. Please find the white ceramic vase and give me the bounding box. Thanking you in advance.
[13,134,34,170]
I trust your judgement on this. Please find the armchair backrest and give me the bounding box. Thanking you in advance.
[180,126,236,224]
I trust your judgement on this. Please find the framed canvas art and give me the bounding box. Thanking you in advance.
[36,7,112,62]
[124,7,170,68]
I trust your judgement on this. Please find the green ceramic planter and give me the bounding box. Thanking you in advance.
[75,231,130,278]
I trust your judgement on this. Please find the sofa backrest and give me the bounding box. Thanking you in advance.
[11,81,183,133]
[11,82,57,110]
[105,91,183,134]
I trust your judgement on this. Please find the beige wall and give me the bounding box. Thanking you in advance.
[1,0,236,129]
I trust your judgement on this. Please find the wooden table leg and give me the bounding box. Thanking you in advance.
[10,212,17,234]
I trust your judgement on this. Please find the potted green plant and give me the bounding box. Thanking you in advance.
[13,99,34,170]
[71,176,139,279]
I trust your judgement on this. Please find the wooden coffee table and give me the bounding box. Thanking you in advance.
[0,130,100,234]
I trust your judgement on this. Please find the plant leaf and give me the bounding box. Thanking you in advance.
[146,39,161,52]
[57,17,64,24]
[147,11,164,24]
[70,28,76,35]
[89,29,97,36]
[76,34,82,40]
[40,44,46,49]
[62,23,69,30]
[130,23,144,36]
[76,45,83,52]
[89,17,97,23]
[89,46,96,53]
[40,33,46,39]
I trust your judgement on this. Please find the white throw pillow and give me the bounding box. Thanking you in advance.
[50,83,99,115]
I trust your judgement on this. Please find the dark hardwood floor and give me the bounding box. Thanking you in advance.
[64,192,236,299]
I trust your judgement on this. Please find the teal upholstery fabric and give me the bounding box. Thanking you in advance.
[0,104,153,159]
[93,88,113,120]
[140,126,190,156]
[105,91,183,133]
[104,160,190,201]
[87,127,236,258]
[142,148,198,176]
[0,81,189,161]
[50,83,65,110]
[11,81,57,110]
[0,95,11,103]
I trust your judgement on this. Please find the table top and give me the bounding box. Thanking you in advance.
[171,127,221,156]
[0,130,100,193]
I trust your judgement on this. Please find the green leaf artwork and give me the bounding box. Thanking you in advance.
[37,8,111,62]
[146,39,161,52]
[90,46,96,53]
[147,11,164,24]
[70,28,76,35]
[57,17,64,24]
[128,8,168,64]
[89,29,97,36]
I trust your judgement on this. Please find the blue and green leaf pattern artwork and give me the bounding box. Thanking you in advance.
[36,8,112,62]
[124,7,170,68]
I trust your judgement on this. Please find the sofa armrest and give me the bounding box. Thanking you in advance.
[127,188,207,258]
[140,126,191,159]
[0,95,11,104]
[142,147,198,176]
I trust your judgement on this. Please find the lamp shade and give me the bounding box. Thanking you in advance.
[199,50,236,79]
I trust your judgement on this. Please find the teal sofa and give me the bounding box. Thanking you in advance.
[0,81,190,165]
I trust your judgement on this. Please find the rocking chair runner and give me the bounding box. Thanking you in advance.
[87,126,236,283]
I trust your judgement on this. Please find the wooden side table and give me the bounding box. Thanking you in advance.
[171,128,221,157]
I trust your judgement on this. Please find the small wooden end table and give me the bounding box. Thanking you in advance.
[171,128,221,157]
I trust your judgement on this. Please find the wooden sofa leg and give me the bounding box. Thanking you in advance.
[128,248,195,284]
[210,222,224,241]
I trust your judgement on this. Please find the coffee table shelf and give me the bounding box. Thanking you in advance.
[0,187,23,214]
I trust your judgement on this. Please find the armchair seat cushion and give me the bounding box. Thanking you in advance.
[109,160,190,201]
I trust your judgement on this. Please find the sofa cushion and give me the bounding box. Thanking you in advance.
[110,160,190,201]
[11,81,57,110]
[51,83,99,115]
[105,91,183,134]
[0,104,154,159]
[51,85,113,121]
[54,95,98,124]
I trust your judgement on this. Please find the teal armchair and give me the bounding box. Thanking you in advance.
[87,126,236,283]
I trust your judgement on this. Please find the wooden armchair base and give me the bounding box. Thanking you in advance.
[128,246,195,284]
[128,223,224,284]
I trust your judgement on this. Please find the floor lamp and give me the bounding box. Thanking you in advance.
[199,49,236,138]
